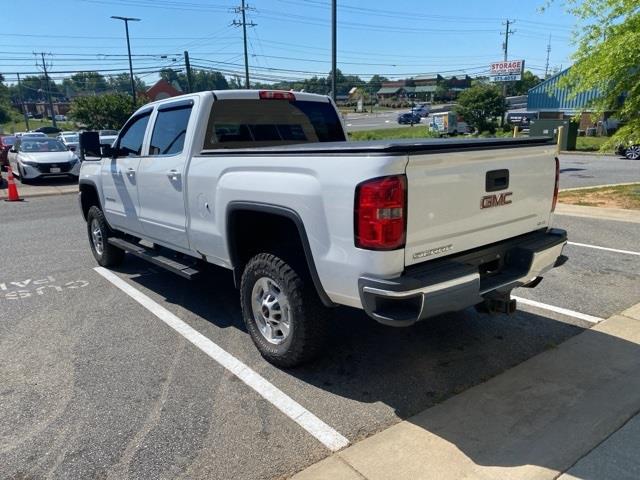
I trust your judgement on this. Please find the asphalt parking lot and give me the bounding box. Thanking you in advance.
[1,162,640,479]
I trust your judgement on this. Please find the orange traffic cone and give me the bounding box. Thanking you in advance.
[4,165,23,202]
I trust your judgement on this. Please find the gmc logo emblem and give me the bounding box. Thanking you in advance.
[481,192,513,209]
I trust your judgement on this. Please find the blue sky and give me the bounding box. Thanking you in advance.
[0,0,578,85]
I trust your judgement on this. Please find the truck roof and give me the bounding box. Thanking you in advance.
[137,89,333,112]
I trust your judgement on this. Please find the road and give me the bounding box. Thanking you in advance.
[343,103,456,131]
[343,109,408,131]
[559,154,640,189]
[2,187,640,479]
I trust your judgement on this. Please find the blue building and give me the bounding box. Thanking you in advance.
[527,68,604,129]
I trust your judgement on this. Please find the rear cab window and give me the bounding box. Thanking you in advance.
[204,98,345,149]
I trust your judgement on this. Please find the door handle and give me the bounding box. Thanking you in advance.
[126,167,136,176]
[167,169,181,180]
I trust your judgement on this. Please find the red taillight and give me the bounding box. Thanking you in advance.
[259,90,295,101]
[552,156,560,212]
[355,175,407,250]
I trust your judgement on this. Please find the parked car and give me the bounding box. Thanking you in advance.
[615,142,640,160]
[54,114,67,121]
[410,104,430,117]
[57,131,80,152]
[35,126,62,135]
[0,135,17,170]
[78,89,567,367]
[99,129,119,147]
[397,112,422,125]
[15,132,47,139]
[7,137,80,182]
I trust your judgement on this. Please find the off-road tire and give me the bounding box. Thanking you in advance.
[240,253,328,368]
[87,206,125,267]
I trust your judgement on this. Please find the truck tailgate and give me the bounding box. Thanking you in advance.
[404,145,556,267]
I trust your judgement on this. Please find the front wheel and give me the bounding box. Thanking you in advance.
[625,145,640,160]
[240,253,328,368]
[86,206,124,267]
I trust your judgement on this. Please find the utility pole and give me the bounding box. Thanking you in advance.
[331,0,337,102]
[36,52,57,128]
[544,35,552,79]
[501,19,515,97]
[111,16,141,108]
[16,73,29,131]
[232,0,256,89]
[184,50,193,93]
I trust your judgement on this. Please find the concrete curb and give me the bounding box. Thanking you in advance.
[554,203,640,223]
[560,182,640,192]
[292,302,640,480]
[559,150,616,157]
[0,185,78,200]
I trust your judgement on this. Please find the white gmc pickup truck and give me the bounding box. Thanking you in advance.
[79,89,567,367]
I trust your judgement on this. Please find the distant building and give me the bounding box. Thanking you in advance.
[146,79,182,101]
[376,75,471,104]
[527,68,608,129]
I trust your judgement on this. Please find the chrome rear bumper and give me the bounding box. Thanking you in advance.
[359,228,567,326]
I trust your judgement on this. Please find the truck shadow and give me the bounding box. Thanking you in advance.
[118,258,585,415]
[116,259,640,473]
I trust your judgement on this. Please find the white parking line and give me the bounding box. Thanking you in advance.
[567,241,640,257]
[94,267,350,452]
[512,295,604,324]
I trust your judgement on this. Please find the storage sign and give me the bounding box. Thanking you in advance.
[490,59,524,82]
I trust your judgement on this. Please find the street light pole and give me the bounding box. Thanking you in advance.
[111,16,140,108]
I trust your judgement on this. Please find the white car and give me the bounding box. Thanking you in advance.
[99,129,119,147]
[57,131,80,152]
[8,137,80,182]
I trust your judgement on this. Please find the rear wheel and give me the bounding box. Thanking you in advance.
[87,206,124,267]
[240,253,328,368]
[625,145,640,160]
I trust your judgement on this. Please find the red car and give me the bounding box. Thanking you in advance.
[0,135,17,171]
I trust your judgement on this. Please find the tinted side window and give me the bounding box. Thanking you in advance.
[118,114,150,157]
[149,106,192,156]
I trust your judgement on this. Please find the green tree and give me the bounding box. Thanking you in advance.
[107,73,147,95]
[69,93,147,129]
[367,74,389,94]
[507,70,542,96]
[456,83,508,133]
[0,73,13,124]
[62,72,108,97]
[9,75,62,102]
[558,0,640,147]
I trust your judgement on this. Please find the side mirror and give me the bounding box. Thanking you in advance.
[78,131,102,160]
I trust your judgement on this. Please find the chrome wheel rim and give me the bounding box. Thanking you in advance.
[627,146,640,160]
[251,277,291,345]
[90,219,104,256]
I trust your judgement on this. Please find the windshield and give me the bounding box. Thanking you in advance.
[19,139,68,153]
[63,134,79,142]
[1,136,16,145]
